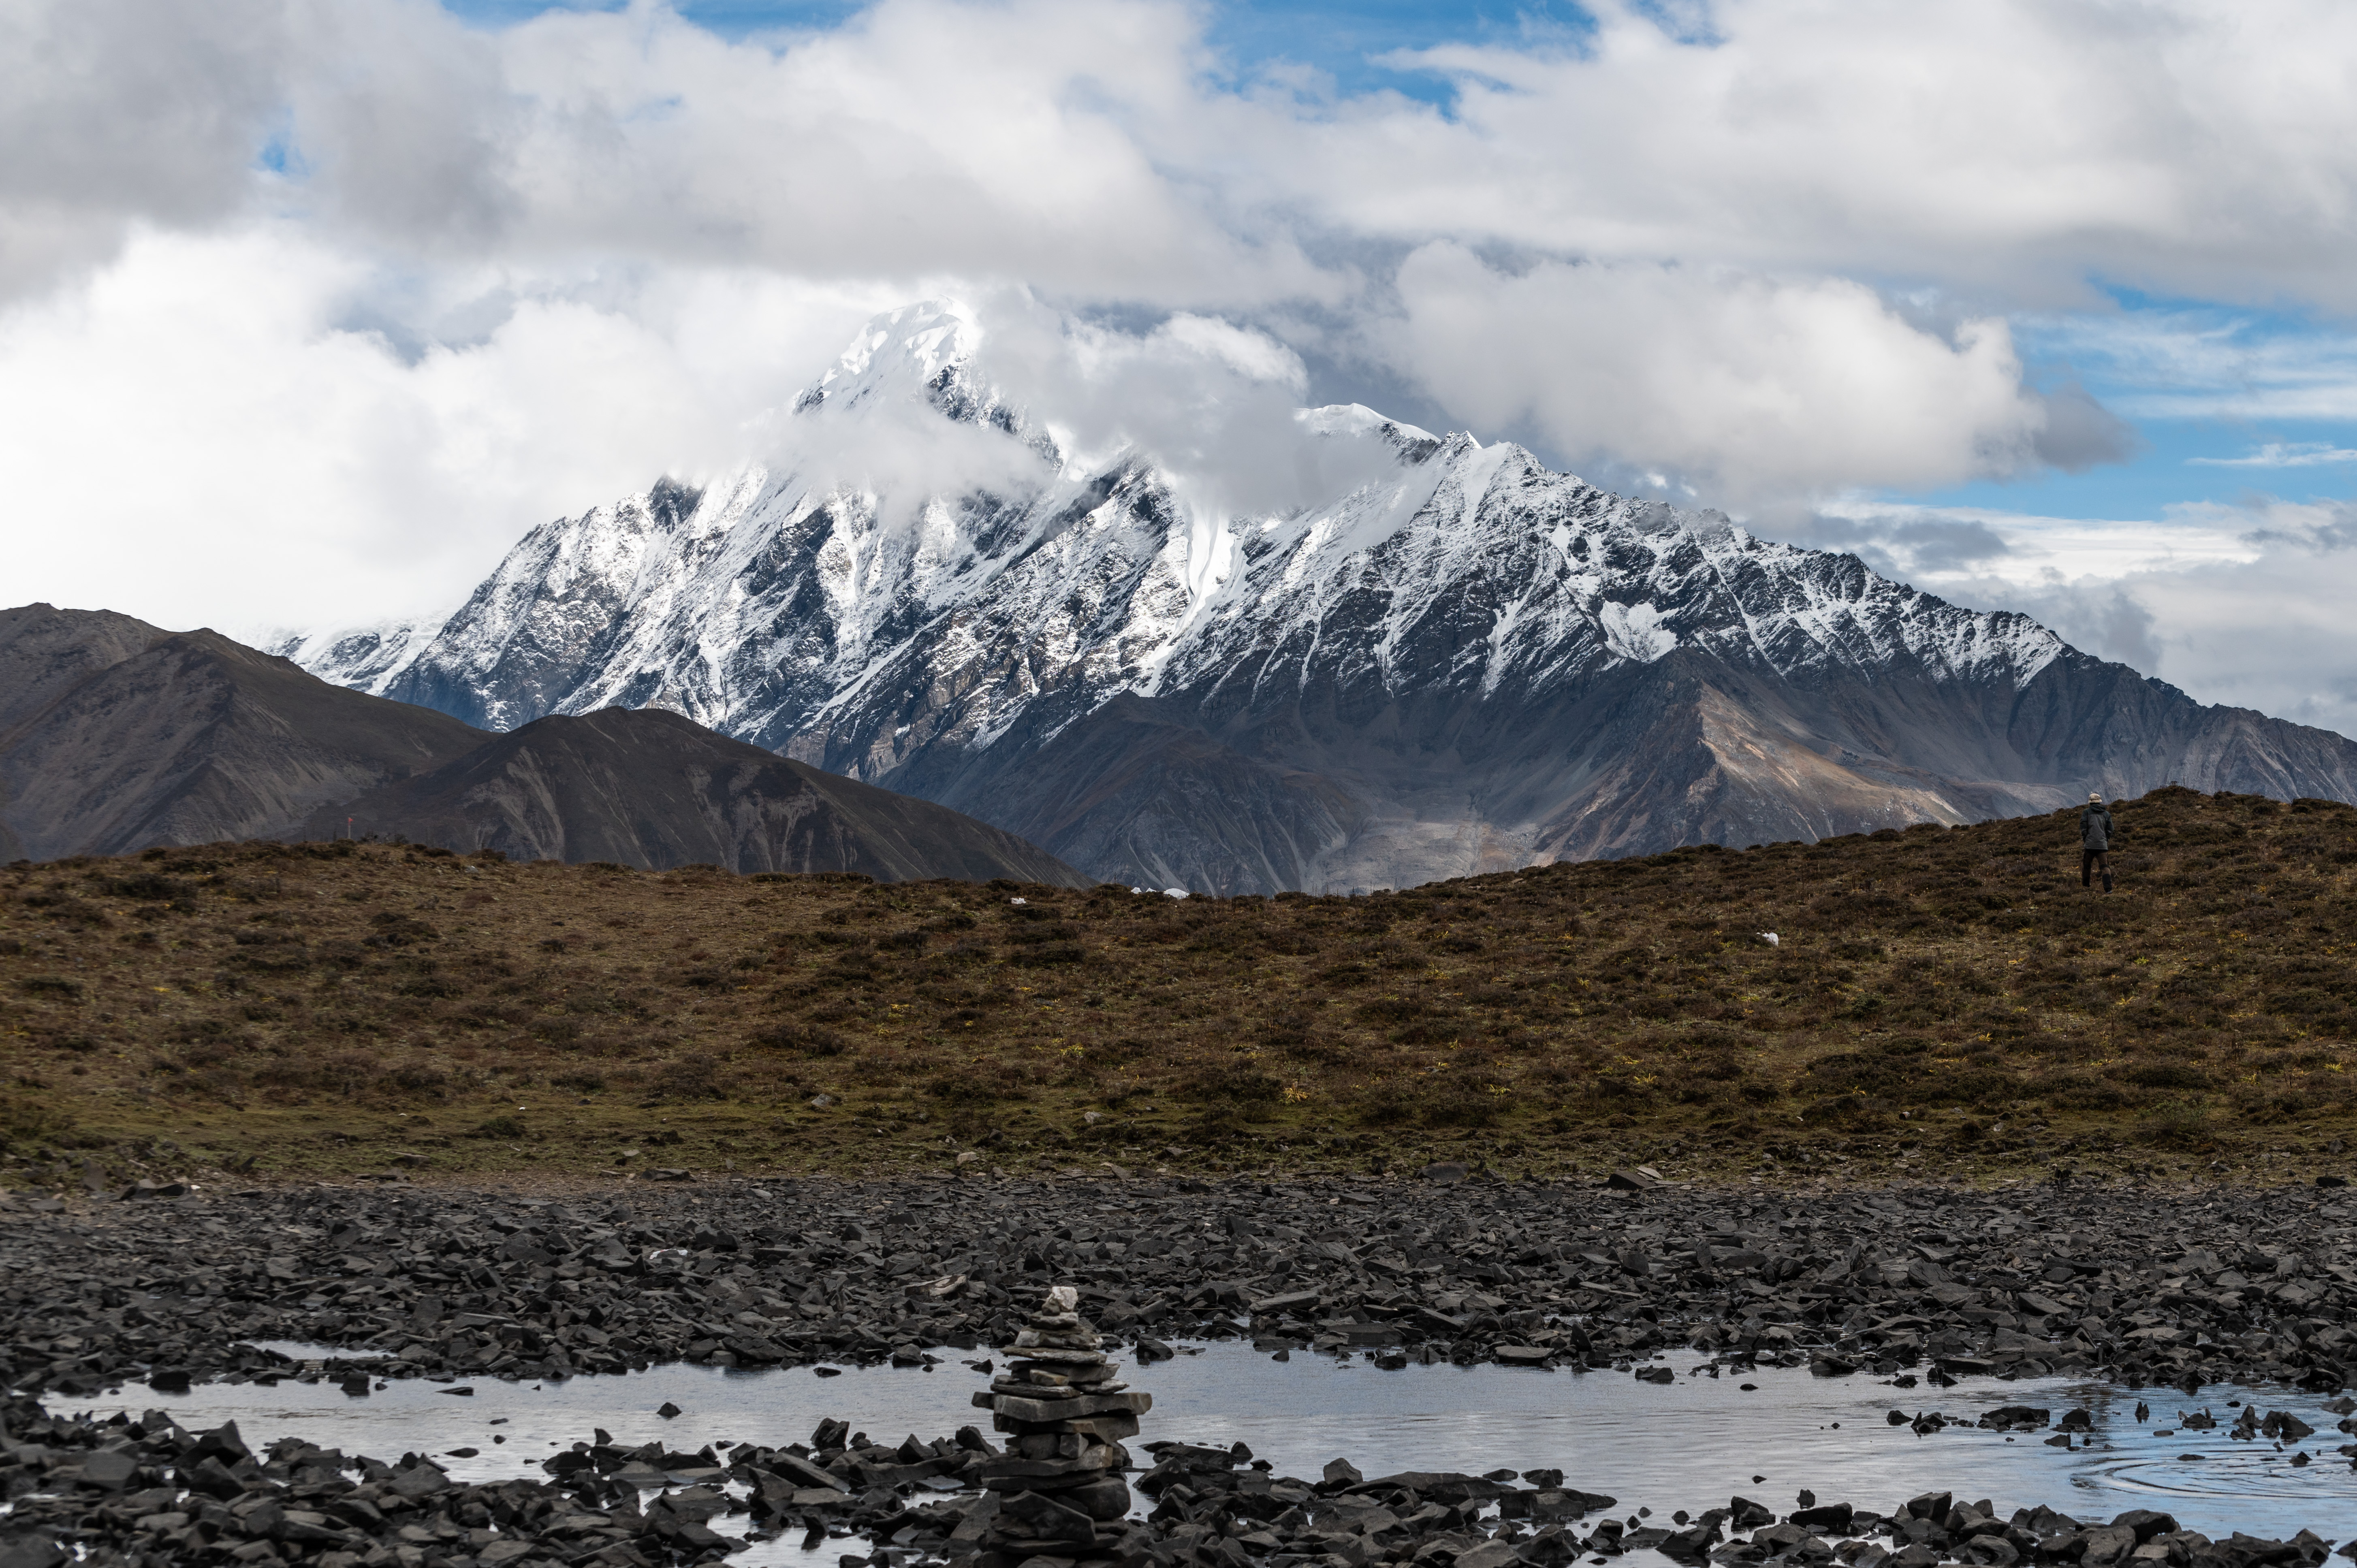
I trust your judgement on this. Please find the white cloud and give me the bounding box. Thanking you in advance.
[1297,0,2357,309]
[1804,501,2263,591]
[996,305,1334,516]
[0,0,289,297]
[749,294,1331,539]
[0,222,905,636]
[2189,442,2357,468]
[23,0,2357,310]
[1374,245,2052,503]
[401,0,1337,306]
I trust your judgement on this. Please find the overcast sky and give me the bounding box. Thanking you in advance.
[4,0,2356,736]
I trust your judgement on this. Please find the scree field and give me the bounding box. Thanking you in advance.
[3,786,2353,1190]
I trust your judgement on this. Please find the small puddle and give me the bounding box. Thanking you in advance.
[51,1344,2356,1561]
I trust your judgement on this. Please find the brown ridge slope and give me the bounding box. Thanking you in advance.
[0,606,1081,884]
[0,603,168,734]
[0,627,482,861]
[2,785,2352,1186]
[303,706,1087,885]
[0,605,174,861]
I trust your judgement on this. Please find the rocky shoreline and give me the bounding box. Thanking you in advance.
[5,1174,2354,1398]
[3,1307,2349,1568]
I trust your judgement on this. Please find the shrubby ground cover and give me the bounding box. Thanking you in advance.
[1,787,2351,1186]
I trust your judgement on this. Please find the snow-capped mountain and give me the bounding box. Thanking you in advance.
[290,301,2357,893]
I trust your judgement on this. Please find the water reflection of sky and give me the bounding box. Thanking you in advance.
[51,1343,2355,1561]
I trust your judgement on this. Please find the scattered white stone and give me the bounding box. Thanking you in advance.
[1163,887,1189,899]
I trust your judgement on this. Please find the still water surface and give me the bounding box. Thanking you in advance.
[53,1345,2355,1559]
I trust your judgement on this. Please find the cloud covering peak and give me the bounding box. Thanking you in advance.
[4,0,2354,736]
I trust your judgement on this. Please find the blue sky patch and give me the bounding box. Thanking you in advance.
[1889,292,2357,524]
[437,0,1594,104]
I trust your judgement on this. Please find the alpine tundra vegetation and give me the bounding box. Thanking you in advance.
[4,786,2353,1187]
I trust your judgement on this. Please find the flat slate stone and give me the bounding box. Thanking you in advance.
[978,1391,1152,1422]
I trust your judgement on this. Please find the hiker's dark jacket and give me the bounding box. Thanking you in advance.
[2081,804,2114,851]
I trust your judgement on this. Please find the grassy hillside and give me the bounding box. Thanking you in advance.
[4,785,2353,1189]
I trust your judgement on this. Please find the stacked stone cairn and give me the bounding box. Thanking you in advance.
[966,1284,1150,1568]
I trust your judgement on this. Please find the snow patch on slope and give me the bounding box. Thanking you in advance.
[1599,600,1679,663]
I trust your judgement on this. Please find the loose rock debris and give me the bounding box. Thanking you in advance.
[4,1180,2357,1564]
[5,1178,2355,1397]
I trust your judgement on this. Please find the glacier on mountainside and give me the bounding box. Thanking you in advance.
[266,620,441,697]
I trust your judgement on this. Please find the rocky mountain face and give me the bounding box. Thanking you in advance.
[0,606,1083,883]
[0,603,178,858]
[303,707,1084,885]
[0,602,170,734]
[291,302,2357,895]
[0,617,483,862]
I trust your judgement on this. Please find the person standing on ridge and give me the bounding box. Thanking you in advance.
[2081,791,2115,893]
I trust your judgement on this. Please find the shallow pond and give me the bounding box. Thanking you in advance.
[51,1344,2355,1560]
